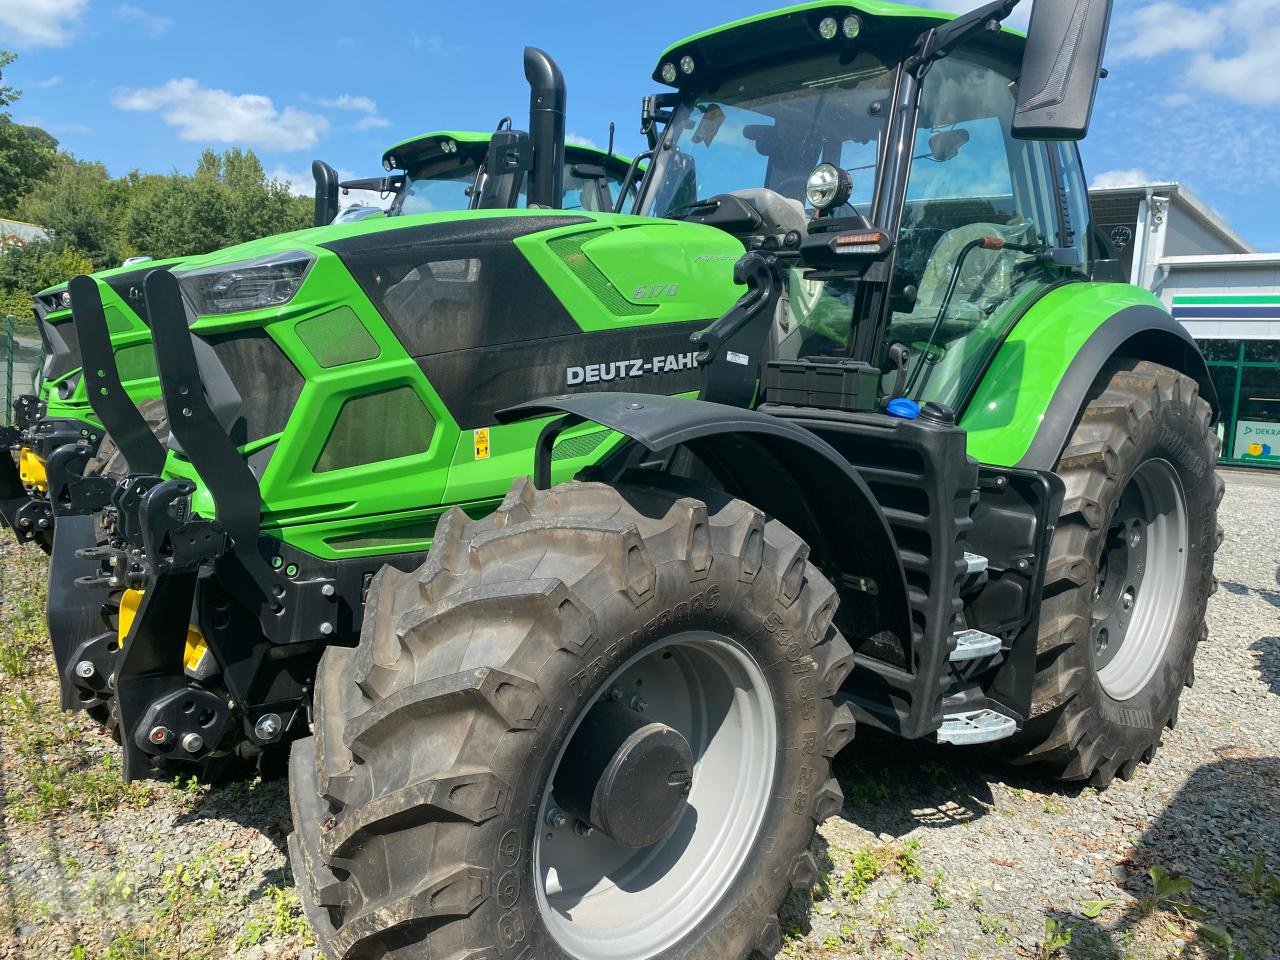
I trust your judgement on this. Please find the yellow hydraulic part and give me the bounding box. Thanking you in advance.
[18,447,47,493]
[118,588,209,672]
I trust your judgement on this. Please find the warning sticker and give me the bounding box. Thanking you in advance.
[474,427,491,460]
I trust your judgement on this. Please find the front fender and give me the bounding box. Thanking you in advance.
[499,392,913,647]
[961,284,1215,470]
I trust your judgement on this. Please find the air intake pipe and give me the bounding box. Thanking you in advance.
[524,46,566,209]
[312,159,340,226]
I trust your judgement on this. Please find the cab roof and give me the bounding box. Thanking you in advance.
[381,130,632,175]
[653,0,1023,86]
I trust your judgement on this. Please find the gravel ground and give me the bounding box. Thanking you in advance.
[0,470,1276,960]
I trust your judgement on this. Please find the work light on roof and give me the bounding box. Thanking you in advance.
[679,55,695,75]
[661,61,678,84]
[818,16,839,40]
[842,14,861,38]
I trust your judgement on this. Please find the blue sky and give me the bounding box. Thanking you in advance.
[3,0,1280,249]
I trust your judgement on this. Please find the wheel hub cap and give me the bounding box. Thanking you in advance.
[553,701,694,849]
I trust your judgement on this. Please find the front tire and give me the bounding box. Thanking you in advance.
[1006,360,1222,786]
[289,477,855,960]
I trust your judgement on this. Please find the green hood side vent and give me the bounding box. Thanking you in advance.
[547,231,658,318]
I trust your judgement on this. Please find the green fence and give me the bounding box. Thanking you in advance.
[2,314,44,425]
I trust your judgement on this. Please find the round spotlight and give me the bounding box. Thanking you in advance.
[661,61,678,84]
[383,158,393,171]
[842,14,862,38]
[805,162,853,212]
[679,55,695,75]
[818,16,839,40]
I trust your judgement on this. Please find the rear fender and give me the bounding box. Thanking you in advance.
[962,286,1215,471]
[499,392,914,651]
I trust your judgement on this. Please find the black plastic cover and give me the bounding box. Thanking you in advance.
[1013,0,1113,140]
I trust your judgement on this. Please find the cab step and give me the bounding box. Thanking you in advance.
[936,708,1017,745]
[963,552,989,575]
[949,628,1002,662]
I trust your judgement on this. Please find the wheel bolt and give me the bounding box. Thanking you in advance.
[181,732,204,754]
[1122,587,1135,611]
[319,622,334,636]
[1130,531,1141,548]
[254,713,282,741]
[74,660,96,679]
[545,808,567,829]
[1095,629,1109,655]
[574,820,594,837]
[608,686,623,702]
[630,695,648,713]
[148,725,173,746]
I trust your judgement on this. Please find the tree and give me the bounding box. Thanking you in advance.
[17,157,122,267]
[0,241,93,327]
[0,51,57,215]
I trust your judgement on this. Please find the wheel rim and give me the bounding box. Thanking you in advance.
[1091,458,1188,701]
[535,631,777,960]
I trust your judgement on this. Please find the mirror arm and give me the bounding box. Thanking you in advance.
[907,0,1021,73]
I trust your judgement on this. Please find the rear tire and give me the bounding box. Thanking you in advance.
[1005,361,1222,786]
[289,477,855,960]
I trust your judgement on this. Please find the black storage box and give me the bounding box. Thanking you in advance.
[763,358,880,412]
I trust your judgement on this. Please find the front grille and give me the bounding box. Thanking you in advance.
[198,329,304,445]
[41,315,81,383]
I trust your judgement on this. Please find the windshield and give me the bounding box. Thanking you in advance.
[392,165,479,216]
[777,48,1061,413]
[640,50,895,224]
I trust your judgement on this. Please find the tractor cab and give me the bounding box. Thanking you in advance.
[382,130,633,216]
[630,1,1104,416]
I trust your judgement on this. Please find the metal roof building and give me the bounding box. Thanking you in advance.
[1090,182,1279,469]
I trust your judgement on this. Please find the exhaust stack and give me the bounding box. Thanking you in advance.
[524,47,566,208]
[311,160,340,227]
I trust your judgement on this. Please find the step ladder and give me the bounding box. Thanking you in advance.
[949,628,1002,661]
[937,708,1017,745]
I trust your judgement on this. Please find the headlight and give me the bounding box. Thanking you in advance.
[59,290,72,308]
[805,163,852,212]
[177,251,314,316]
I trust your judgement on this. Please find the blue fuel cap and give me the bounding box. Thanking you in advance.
[886,398,920,420]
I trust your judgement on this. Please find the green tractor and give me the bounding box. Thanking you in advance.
[1,76,631,553]
[61,3,1221,957]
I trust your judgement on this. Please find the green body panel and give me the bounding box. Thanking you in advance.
[960,283,1167,466]
[149,211,742,561]
[516,216,745,332]
[654,1,1023,80]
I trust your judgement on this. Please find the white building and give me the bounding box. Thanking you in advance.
[1090,183,1278,469]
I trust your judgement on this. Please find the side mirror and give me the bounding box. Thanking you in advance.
[311,160,340,226]
[1013,0,1113,140]
[477,129,534,209]
[928,128,970,162]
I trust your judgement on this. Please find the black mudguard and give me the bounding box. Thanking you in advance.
[499,392,915,653]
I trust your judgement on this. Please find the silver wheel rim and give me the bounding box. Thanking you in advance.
[535,630,777,960]
[1093,458,1188,701]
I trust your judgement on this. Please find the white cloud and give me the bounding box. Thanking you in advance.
[113,78,329,150]
[19,115,90,135]
[0,0,87,48]
[566,132,598,149]
[320,94,378,113]
[1111,0,1280,106]
[353,114,391,131]
[1110,2,1223,59]
[409,32,454,55]
[34,76,62,89]
[115,4,173,37]
[1091,168,1153,189]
